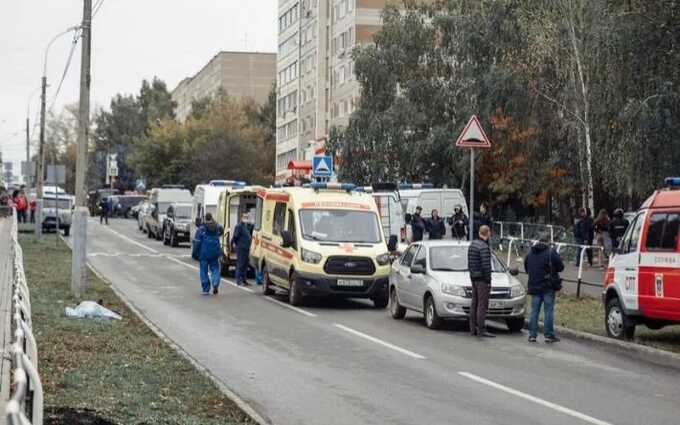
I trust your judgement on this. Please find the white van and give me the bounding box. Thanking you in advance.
[191,183,231,239]
[399,185,468,242]
[146,187,193,239]
[41,186,74,236]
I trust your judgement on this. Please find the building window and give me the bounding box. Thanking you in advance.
[278,33,298,58]
[277,149,298,170]
[279,4,299,34]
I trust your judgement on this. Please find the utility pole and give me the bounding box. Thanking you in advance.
[72,0,92,298]
[35,75,47,239]
[25,117,30,186]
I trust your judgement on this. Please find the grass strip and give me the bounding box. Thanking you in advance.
[19,233,254,425]
[554,294,680,353]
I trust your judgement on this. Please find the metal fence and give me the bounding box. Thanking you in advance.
[496,236,605,298]
[5,211,43,425]
[492,221,571,244]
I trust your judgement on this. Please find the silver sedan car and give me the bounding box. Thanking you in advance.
[389,240,527,331]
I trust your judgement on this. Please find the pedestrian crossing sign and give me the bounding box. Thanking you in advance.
[312,155,333,177]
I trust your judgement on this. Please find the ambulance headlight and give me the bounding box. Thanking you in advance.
[376,253,391,266]
[301,248,322,264]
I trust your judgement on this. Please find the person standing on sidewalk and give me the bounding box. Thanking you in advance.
[427,209,446,240]
[574,208,593,267]
[232,212,253,286]
[525,232,565,343]
[192,213,224,295]
[467,225,494,337]
[450,205,469,240]
[608,209,629,249]
[411,206,426,242]
[593,209,610,269]
[99,197,110,225]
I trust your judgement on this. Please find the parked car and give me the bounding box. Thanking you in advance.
[604,177,680,339]
[146,187,193,240]
[40,186,74,236]
[389,240,526,331]
[111,195,146,218]
[162,202,193,247]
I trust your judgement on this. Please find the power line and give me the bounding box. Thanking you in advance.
[93,0,105,18]
[47,28,81,113]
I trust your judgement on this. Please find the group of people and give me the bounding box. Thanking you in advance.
[410,204,492,242]
[573,207,630,269]
[0,187,36,223]
[191,211,254,295]
[468,225,564,343]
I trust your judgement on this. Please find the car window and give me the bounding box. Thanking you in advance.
[413,245,427,267]
[625,213,644,253]
[646,213,680,251]
[254,197,263,231]
[287,209,297,249]
[401,245,418,266]
[273,202,286,236]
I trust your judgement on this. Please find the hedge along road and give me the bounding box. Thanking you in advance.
[76,218,680,425]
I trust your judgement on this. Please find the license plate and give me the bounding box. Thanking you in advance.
[337,279,364,287]
[490,301,505,309]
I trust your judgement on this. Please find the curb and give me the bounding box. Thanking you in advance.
[59,235,270,425]
[529,320,680,371]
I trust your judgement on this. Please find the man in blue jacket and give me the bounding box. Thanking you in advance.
[525,232,565,343]
[192,213,224,295]
[232,211,253,286]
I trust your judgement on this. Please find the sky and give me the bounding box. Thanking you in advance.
[0,0,278,181]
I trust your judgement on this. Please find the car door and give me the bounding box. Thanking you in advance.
[613,212,645,312]
[394,244,418,309]
[409,245,429,311]
[268,202,289,284]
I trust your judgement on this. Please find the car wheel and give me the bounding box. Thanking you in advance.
[424,295,442,330]
[389,287,406,319]
[605,297,635,340]
[506,317,525,333]
[373,292,388,309]
[288,272,303,306]
[262,264,274,296]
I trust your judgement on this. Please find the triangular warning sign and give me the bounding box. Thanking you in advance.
[315,158,330,173]
[455,115,491,148]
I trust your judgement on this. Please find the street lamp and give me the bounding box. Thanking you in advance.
[25,86,41,187]
[35,25,80,239]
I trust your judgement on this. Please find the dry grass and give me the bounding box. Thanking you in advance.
[20,234,254,425]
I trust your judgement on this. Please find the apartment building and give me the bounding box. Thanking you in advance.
[172,51,277,122]
[275,0,385,182]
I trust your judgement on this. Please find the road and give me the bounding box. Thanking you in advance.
[76,218,679,425]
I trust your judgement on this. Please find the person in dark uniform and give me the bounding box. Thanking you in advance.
[232,212,253,286]
[427,209,446,240]
[450,206,469,240]
[411,206,426,242]
[608,208,630,249]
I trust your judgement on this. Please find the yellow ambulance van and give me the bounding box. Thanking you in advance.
[250,183,393,307]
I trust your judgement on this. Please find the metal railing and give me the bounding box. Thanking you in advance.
[5,211,43,425]
[492,221,568,244]
[498,236,605,298]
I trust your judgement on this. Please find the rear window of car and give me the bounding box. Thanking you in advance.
[646,213,680,251]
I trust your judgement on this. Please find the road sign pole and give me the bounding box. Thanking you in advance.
[470,149,474,241]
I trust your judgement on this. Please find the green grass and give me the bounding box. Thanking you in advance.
[19,234,254,425]
[554,294,680,353]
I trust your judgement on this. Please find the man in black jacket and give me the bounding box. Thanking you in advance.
[450,206,469,240]
[427,209,446,240]
[574,207,593,267]
[411,206,426,242]
[525,232,565,343]
[467,225,494,337]
[608,208,630,249]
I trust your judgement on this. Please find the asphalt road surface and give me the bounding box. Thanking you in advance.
[76,218,680,425]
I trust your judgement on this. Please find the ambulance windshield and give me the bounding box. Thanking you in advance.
[299,209,382,243]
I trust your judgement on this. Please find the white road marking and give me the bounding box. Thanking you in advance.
[98,224,158,254]
[166,256,254,294]
[458,372,613,425]
[262,296,318,317]
[334,324,426,360]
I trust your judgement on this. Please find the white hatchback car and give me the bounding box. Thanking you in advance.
[389,240,527,331]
